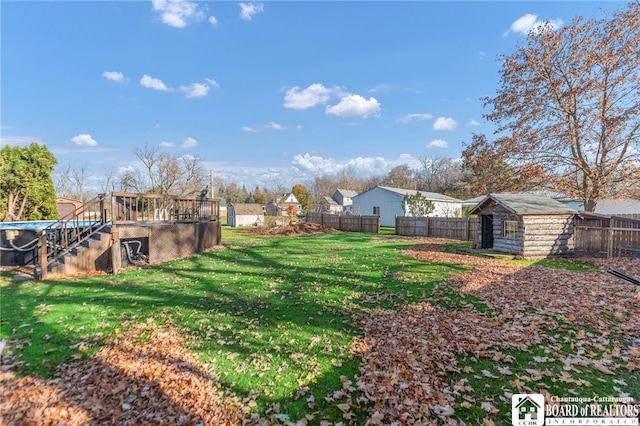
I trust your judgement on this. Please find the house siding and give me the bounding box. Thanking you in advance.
[352,187,463,227]
[352,188,404,227]
[227,204,264,227]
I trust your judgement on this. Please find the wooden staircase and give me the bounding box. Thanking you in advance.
[38,194,112,278]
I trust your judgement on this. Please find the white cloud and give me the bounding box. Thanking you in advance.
[0,135,43,146]
[326,94,381,118]
[266,122,286,130]
[396,113,432,123]
[284,83,336,110]
[159,141,174,147]
[208,16,218,26]
[102,71,126,82]
[205,78,219,88]
[243,122,287,132]
[152,0,205,28]
[181,136,197,148]
[428,139,449,149]
[433,117,457,130]
[467,119,480,126]
[239,2,264,21]
[71,134,98,147]
[180,81,214,98]
[291,153,389,178]
[508,13,563,36]
[140,74,170,91]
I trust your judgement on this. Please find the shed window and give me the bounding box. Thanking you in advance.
[503,220,518,238]
[373,206,380,215]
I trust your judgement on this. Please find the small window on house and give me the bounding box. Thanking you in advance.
[373,206,380,215]
[503,220,518,238]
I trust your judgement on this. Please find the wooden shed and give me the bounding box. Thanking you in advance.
[227,203,264,227]
[57,197,83,218]
[470,193,577,258]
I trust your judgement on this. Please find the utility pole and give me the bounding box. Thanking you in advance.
[210,170,215,198]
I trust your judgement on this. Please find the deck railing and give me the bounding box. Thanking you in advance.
[111,192,219,224]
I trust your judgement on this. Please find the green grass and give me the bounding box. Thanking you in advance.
[1,228,452,422]
[1,228,636,424]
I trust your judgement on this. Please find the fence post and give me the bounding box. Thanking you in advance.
[99,193,107,226]
[37,233,48,280]
[607,219,614,258]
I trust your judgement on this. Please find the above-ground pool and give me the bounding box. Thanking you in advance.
[0,220,109,268]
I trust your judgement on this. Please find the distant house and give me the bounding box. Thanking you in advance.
[333,189,358,213]
[227,203,264,227]
[470,193,577,258]
[265,193,301,216]
[351,186,463,227]
[56,197,83,218]
[319,196,342,214]
[318,189,359,213]
[595,198,640,216]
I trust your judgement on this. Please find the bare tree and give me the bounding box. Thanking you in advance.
[129,143,207,195]
[483,3,640,211]
[416,156,465,195]
[99,166,119,194]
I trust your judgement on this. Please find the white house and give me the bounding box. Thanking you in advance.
[319,196,342,213]
[227,203,265,227]
[265,193,302,216]
[333,189,358,212]
[351,186,464,227]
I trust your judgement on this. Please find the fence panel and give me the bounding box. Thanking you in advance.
[305,213,379,233]
[395,217,477,240]
[574,214,640,257]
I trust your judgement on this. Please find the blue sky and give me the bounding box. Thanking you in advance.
[1,1,629,192]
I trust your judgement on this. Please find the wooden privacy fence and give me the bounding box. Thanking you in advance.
[396,216,478,241]
[574,213,640,258]
[305,213,380,233]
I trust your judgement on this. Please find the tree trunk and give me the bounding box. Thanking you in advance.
[583,198,597,212]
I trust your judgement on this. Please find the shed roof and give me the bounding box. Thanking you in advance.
[229,203,264,215]
[470,193,578,215]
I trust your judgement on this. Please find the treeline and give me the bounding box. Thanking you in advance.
[215,155,530,211]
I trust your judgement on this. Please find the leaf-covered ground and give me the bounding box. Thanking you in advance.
[1,236,639,425]
[354,243,640,424]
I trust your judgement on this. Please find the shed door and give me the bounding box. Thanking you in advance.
[481,215,494,249]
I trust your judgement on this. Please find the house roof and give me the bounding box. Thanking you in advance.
[228,203,264,215]
[322,196,339,205]
[595,198,640,215]
[470,193,578,215]
[335,189,358,198]
[371,186,463,203]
